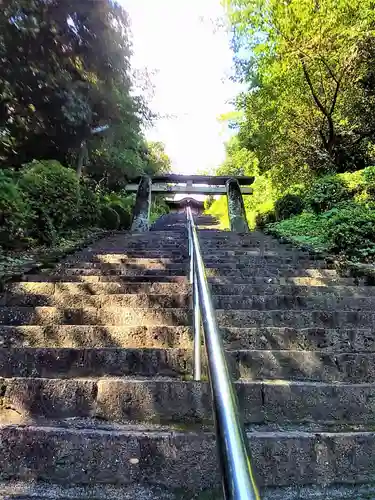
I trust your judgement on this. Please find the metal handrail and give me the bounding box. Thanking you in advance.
[186,206,261,500]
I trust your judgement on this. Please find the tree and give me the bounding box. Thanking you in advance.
[144,141,172,175]
[225,0,375,179]
[0,0,150,182]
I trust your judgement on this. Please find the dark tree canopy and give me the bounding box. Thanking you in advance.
[0,0,167,188]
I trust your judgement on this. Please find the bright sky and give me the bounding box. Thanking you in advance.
[122,0,240,175]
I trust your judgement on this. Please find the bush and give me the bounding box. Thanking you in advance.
[78,181,101,227]
[326,203,375,260]
[19,160,79,243]
[0,170,31,248]
[306,175,350,213]
[100,205,120,230]
[110,203,131,229]
[255,209,276,228]
[363,166,375,197]
[274,193,304,221]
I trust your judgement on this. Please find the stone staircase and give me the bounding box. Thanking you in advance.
[1,212,375,499]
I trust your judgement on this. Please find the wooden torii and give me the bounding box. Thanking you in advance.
[125,174,254,232]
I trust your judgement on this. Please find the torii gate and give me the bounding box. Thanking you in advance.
[125,174,254,232]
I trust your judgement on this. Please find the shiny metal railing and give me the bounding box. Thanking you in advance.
[186,206,261,500]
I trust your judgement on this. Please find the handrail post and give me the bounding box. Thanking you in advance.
[186,206,260,500]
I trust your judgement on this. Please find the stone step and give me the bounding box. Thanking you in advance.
[216,309,375,329]
[7,282,373,303]
[1,324,374,352]
[48,268,188,277]
[21,275,188,283]
[6,291,375,311]
[221,327,375,352]
[210,283,375,296]
[61,261,188,270]
[40,267,337,279]
[0,347,193,378]
[2,377,375,426]
[209,275,360,286]
[1,306,373,329]
[0,325,192,348]
[214,294,375,311]
[0,423,374,489]
[60,260,332,272]
[0,348,373,383]
[2,292,190,308]
[205,268,339,278]
[63,257,188,265]
[0,306,190,326]
[3,482,373,500]
[0,481,181,500]
[5,281,191,297]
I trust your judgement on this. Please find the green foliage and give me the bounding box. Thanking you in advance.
[306,175,350,213]
[326,203,375,260]
[363,166,375,196]
[267,212,331,252]
[150,197,170,224]
[100,206,120,230]
[78,180,101,227]
[274,194,304,221]
[110,204,131,229]
[225,0,375,180]
[0,170,30,248]
[255,209,276,229]
[19,160,79,243]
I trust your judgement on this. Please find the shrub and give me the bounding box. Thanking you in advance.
[110,203,131,229]
[19,160,79,242]
[326,203,375,260]
[100,206,120,230]
[306,175,350,213]
[274,194,304,221]
[78,181,101,227]
[0,170,31,248]
[255,209,276,228]
[363,166,375,197]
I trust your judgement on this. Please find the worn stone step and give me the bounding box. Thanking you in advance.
[2,377,375,426]
[214,294,375,311]
[216,309,375,329]
[0,325,192,348]
[231,350,375,383]
[2,292,190,308]
[2,324,373,352]
[61,261,188,271]
[0,347,193,378]
[0,481,180,500]
[48,268,188,277]
[41,267,338,279]
[9,290,374,310]
[209,276,360,286]
[63,257,188,265]
[0,347,374,383]
[205,268,338,278]
[21,275,188,283]
[210,283,375,297]
[0,307,190,326]
[0,423,375,488]
[3,482,373,500]
[5,281,191,297]
[203,254,333,270]
[221,327,375,352]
